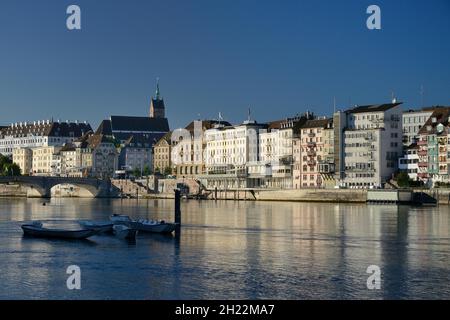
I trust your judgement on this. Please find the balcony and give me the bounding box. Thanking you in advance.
[418,173,429,178]
[418,150,427,156]
[318,162,335,174]
[418,162,428,167]
[307,160,316,166]
[307,142,316,148]
[417,140,427,146]
[308,133,315,138]
[307,151,316,157]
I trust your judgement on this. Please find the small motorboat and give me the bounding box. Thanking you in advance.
[21,221,99,240]
[78,220,114,234]
[110,214,177,234]
[112,224,138,240]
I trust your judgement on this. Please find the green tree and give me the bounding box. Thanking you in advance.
[396,172,411,188]
[132,168,141,178]
[164,166,172,176]
[2,163,21,176]
[0,154,11,170]
[143,165,152,176]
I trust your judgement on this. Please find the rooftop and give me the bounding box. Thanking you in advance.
[347,102,402,114]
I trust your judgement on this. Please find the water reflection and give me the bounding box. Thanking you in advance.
[0,198,449,299]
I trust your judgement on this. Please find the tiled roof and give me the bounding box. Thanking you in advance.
[95,120,113,136]
[154,131,172,146]
[347,102,402,114]
[300,118,332,129]
[110,116,169,132]
[418,107,450,135]
[0,121,92,138]
[87,134,115,149]
[184,120,232,132]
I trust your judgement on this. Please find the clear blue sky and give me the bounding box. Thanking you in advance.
[0,0,449,130]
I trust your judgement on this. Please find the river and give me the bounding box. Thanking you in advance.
[0,198,449,299]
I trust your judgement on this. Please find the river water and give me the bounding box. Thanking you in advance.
[0,198,449,300]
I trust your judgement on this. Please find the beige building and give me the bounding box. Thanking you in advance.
[31,146,62,176]
[297,119,333,188]
[12,148,33,175]
[173,120,230,178]
[153,131,172,174]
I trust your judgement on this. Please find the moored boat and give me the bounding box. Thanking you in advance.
[21,222,99,239]
[78,220,114,233]
[110,214,177,234]
[112,224,138,240]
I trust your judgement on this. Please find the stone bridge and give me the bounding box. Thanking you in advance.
[0,176,117,198]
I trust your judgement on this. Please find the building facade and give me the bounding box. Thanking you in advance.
[334,102,403,188]
[402,109,433,146]
[416,107,450,185]
[12,148,32,175]
[398,144,419,180]
[297,118,334,188]
[118,135,152,174]
[0,120,91,156]
[172,120,231,178]
[153,132,172,174]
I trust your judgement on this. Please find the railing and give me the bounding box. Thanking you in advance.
[418,150,427,156]
[417,140,427,146]
[307,142,316,148]
[418,162,428,167]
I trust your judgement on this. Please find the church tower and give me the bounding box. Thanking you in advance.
[149,78,166,118]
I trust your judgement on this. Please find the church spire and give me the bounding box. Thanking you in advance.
[155,77,161,100]
[150,77,166,118]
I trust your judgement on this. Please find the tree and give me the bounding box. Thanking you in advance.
[143,165,152,176]
[0,154,11,170]
[132,168,141,178]
[164,166,172,176]
[2,163,21,176]
[396,172,411,188]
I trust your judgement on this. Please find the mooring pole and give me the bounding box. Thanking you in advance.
[174,189,181,236]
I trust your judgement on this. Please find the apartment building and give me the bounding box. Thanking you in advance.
[416,107,450,185]
[398,143,419,180]
[297,118,334,188]
[31,146,62,176]
[118,135,153,174]
[402,109,433,146]
[12,148,32,175]
[256,120,295,189]
[0,120,91,156]
[334,101,403,188]
[153,131,172,174]
[201,119,266,189]
[172,120,231,178]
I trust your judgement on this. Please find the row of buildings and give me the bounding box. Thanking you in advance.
[3,82,170,178]
[153,101,404,189]
[2,88,449,189]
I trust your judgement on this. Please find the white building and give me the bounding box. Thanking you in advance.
[402,109,433,146]
[201,119,266,189]
[0,120,92,156]
[334,101,403,188]
[398,144,419,180]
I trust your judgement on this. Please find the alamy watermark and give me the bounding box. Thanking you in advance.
[66,265,81,290]
[366,5,381,30]
[366,265,381,290]
[66,5,81,30]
